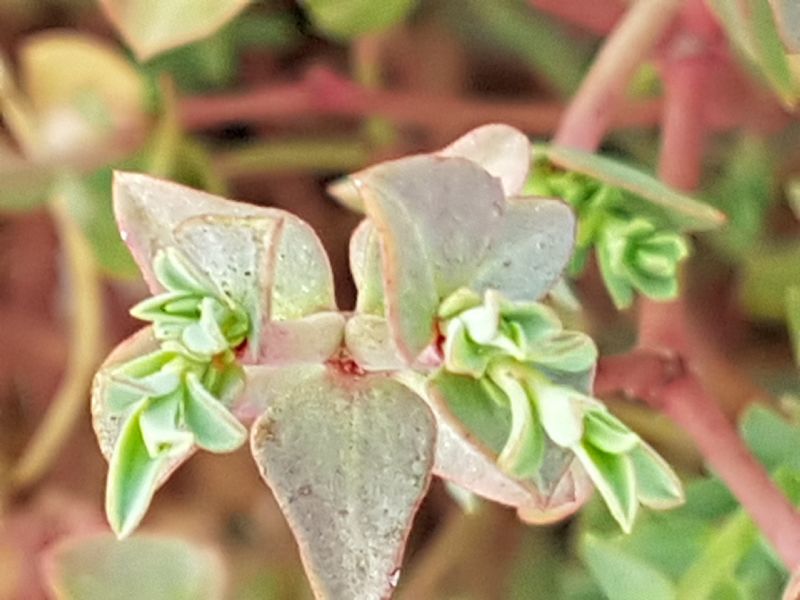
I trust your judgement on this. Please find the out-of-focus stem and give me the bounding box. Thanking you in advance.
[8,197,102,491]
[553,0,681,150]
[179,68,662,135]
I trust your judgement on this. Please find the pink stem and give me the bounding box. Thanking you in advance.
[179,67,662,135]
[553,0,681,150]
[638,0,800,570]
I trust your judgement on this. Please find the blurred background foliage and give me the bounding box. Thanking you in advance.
[1,0,800,598]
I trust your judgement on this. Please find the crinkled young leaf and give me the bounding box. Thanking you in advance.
[99,0,253,60]
[583,410,640,455]
[183,372,247,453]
[425,371,588,518]
[42,533,226,600]
[138,392,194,458]
[574,442,638,533]
[535,144,726,232]
[249,366,435,600]
[105,406,169,538]
[492,367,545,479]
[533,381,585,448]
[113,172,336,322]
[92,329,196,533]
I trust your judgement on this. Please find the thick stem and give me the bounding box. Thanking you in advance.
[553,0,681,150]
[638,1,800,570]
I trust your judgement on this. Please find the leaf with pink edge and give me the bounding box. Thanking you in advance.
[249,365,435,600]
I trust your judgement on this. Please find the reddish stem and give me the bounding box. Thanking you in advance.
[180,67,662,135]
[637,0,800,570]
[553,0,681,150]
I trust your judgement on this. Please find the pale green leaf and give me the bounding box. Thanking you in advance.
[709,0,799,107]
[533,382,585,448]
[250,366,435,599]
[99,0,252,60]
[583,410,639,455]
[629,442,685,510]
[138,392,194,458]
[574,442,638,533]
[493,367,545,479]
[43,533,225,600]
[535,144,726,231]
[788,286,800,365]
[183,372,247,453]
[105,407,170,538]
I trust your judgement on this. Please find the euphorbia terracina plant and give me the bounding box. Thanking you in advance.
[92,124,689,599]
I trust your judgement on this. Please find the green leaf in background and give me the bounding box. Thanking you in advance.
[740,241,800,321]
[708,0,800,108]
[788,286,800,366]
[56,169,138,278]
[42,533,226,600]
[582,534,677,600]
[99,0,253,61]
[595,218,689,309]
[301,0,419,41]
[534,144,727,232]
[704,135,775,258]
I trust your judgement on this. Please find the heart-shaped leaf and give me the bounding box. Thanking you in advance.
[99,0,253,61]
[535,144,726,232]
[42,533,226,600]
[249,365,435,600]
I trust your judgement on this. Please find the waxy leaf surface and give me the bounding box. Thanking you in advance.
[250,366,435,600]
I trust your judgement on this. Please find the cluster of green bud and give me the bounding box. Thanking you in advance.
[528,163,690,309]
[438,288,683,531]
[106,248,250,460]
